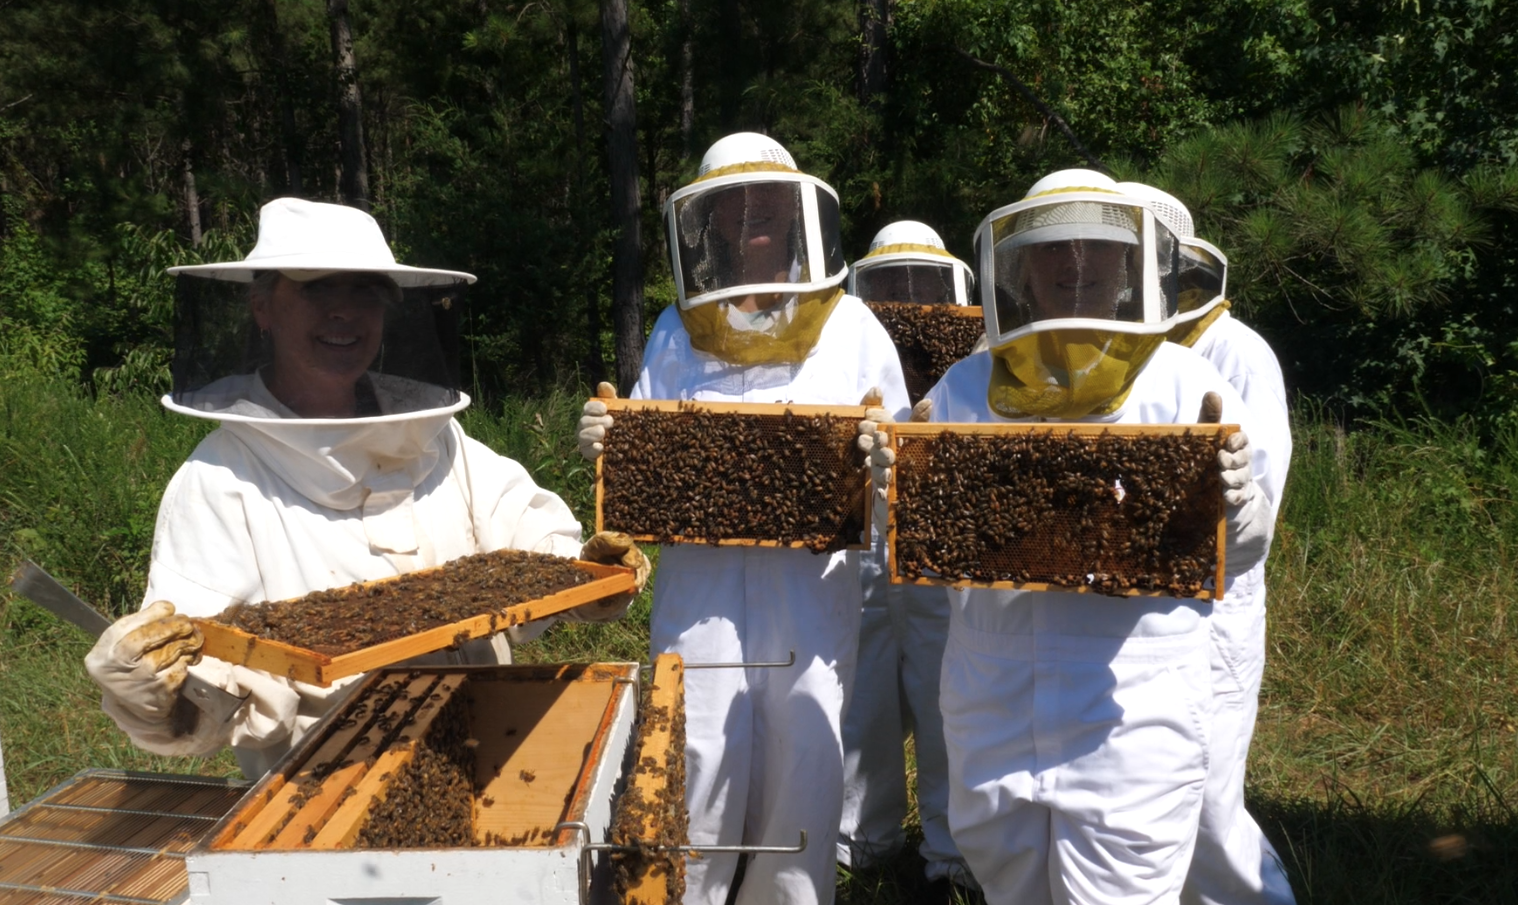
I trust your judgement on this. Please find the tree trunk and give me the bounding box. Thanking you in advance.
[327,0,369,210]
[857,0,890,108]
[258,0,303,195]
[182,141,202,246]
[678,0,694,159]
[600,0,643,393]
[568,17,607,384]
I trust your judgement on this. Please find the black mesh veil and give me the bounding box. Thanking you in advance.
[171,273,464,418]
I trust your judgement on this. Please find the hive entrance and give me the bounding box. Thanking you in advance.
[213,664,635,852]
[887,423,1230,598]
[597,399,869,552]
[865,303,984,403]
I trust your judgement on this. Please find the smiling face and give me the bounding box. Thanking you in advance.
[710,182,796,288]
[251,272,393,417]
[1023,239,1131,321]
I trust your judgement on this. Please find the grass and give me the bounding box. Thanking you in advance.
[2,371,1516,903]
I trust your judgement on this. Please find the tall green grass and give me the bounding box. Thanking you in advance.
[2,373,1516,903]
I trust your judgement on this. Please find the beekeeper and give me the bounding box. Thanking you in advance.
[579,132,909,905]
[862,169,1276,904]
[1114,182,1296,905]
[838,220,972,890]
[84,198,648,780]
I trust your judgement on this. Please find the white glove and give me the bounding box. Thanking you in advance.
[856,387,895,538]
[578,381,618,461]
[909,398,933,423]
[85,600,203,728]
[1219,429,1273,578]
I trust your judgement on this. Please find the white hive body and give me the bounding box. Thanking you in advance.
[187,664,642,905]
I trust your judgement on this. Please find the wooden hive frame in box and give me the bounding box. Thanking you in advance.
[595,396,870,552]
[188,663,647,905]
[612,654,688,905]
[864,303,985,404]
[193,553,636,687]
[884,422,1236,600]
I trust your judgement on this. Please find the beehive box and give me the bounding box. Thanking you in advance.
[885,422,1233,599]
[595,398,870,552]
[194,549,637,687]
[864,303,984,404]
[0,769,249,905]
[188,663,642,905]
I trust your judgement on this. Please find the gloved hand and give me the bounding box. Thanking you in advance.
[85,600,204,725]
[1200,390,1273,578]
[578,381,618,462]
[567,530,651,623]
[909,398,933,423]
[855,387,896,537]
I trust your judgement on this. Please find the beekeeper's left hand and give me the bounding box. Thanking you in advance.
[565,531,650,623]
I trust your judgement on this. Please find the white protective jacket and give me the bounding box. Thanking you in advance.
[1181,311,1297,905]
[924,344,1270,905]
[634,297,909,905]
[105,374,583,778]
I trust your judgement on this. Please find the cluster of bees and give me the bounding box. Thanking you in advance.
[611,699,689,902]
[894,431,1220,596]
[865,303,985,403]
[212,550,595,655]
[601,409,866,552]
[354,690,477,848]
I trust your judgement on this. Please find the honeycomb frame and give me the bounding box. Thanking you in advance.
[595,397,871,552]
[865,303,984,404]
[883,422,1234,600]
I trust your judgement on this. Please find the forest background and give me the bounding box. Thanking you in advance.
[3,1,1518,902]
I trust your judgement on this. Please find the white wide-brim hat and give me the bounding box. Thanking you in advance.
[167,197,476,287]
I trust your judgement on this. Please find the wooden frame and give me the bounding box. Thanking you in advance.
[614,653,687,904]
[883,422,1233,600]
[594,395,871,550]
[194,560,636,687]
[866,303,983,320]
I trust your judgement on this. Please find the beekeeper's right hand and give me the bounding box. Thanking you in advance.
[578,381,618,461]
[85,600,203,724]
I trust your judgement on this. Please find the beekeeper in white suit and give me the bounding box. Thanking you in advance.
[579,132,908,905]
[85,198,647,779]
[863,169,1277,905]
[1114,182,1296,905]
[838,220,973,890]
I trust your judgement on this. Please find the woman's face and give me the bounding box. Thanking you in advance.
[252,273,390,413]
[711,182,794,287]
[1024,239,1130,321]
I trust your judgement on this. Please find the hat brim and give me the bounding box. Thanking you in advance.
[167,260,476,287]
[1000,222,1138,251]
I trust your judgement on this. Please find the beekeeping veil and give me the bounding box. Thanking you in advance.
[1113,182,1232,348]
[665,132,848,365]
[162,197,477,555]
[974,170,1185,419]
[848,220,973,307]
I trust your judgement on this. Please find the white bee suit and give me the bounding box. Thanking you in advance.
[633,297,909,905]
[103,374,584,778]
[1181,311,1296,905]
[838,537,966,883]
[923,344,1271,905]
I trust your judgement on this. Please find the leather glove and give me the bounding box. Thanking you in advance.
[567,531,651,623]
[910,398,933,423]
[578,381,618,462]
[85,600,204,724]
[856,387,896,538]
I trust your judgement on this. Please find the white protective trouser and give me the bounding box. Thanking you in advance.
[838,539,967,884]
[650,544,862,905]
[1182,565,1295,905]
[1181,311,1297,905]
[942,593,1214,905]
